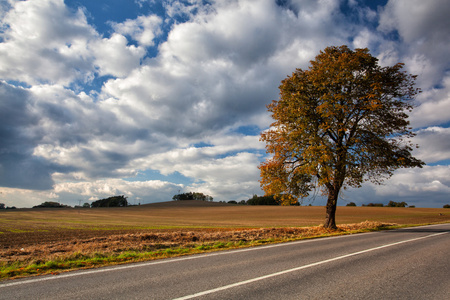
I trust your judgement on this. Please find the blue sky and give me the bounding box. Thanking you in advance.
[1,0,449,208]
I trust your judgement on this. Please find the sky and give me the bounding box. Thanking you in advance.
[0,0,449,208]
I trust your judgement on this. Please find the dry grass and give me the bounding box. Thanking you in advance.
[1,201,449,279]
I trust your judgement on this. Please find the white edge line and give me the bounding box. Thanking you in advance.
[173,231,448,300]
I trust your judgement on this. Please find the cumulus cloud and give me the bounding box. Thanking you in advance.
[90,33,146,78]
[370,165,450,207]
[27,84,178,181]
[0,0,96,85]
[101,0,350,144]
[1,0,449,208]
[0,0,148,84]
[409,77,450,128]
[0,79,175,191]
[378,0,450,88]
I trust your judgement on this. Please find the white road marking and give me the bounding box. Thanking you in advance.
[173,231,448,300]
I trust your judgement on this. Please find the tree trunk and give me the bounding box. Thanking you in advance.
[324,191,338,229]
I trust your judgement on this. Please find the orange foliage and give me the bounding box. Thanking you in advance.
[259,45,424,228]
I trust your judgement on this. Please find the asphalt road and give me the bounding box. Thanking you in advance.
[1,223,449,300]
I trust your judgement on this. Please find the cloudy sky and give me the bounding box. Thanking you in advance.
[1,0,449,208]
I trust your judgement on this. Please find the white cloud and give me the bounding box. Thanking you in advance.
[0,0,97,85]
[54,179,182,203]
[111,14,163,46]
[90,33,146,77]
[0,0,148,84]
[373,165,450,201]
[378,0,450,89]
[409,76,450,128]
[379,0,450,44]
[0,187,60,208]
[100,0,350,144]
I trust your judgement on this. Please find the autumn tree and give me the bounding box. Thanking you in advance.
[259,45,424,229]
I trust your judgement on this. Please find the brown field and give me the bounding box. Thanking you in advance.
[1,200,449,278]
[1,200,449,249]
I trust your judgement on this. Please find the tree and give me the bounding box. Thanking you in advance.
[259,45,424,229]
[0,203,5,209]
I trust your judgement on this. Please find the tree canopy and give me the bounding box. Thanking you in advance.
[259,45,424,228]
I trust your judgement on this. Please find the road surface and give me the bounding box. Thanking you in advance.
[1,223,449,299]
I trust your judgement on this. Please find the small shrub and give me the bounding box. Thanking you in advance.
[346,202,356,206]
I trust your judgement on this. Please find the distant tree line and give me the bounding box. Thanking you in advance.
[28,195,128,209]
[91,195,128,207]
[0,203,16,209]
[225,199,420,207]
[348,201,412,207]
[172,192,213,201]
[361,201,409,207]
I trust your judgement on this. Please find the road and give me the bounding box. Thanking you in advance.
[1,223,449,299]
